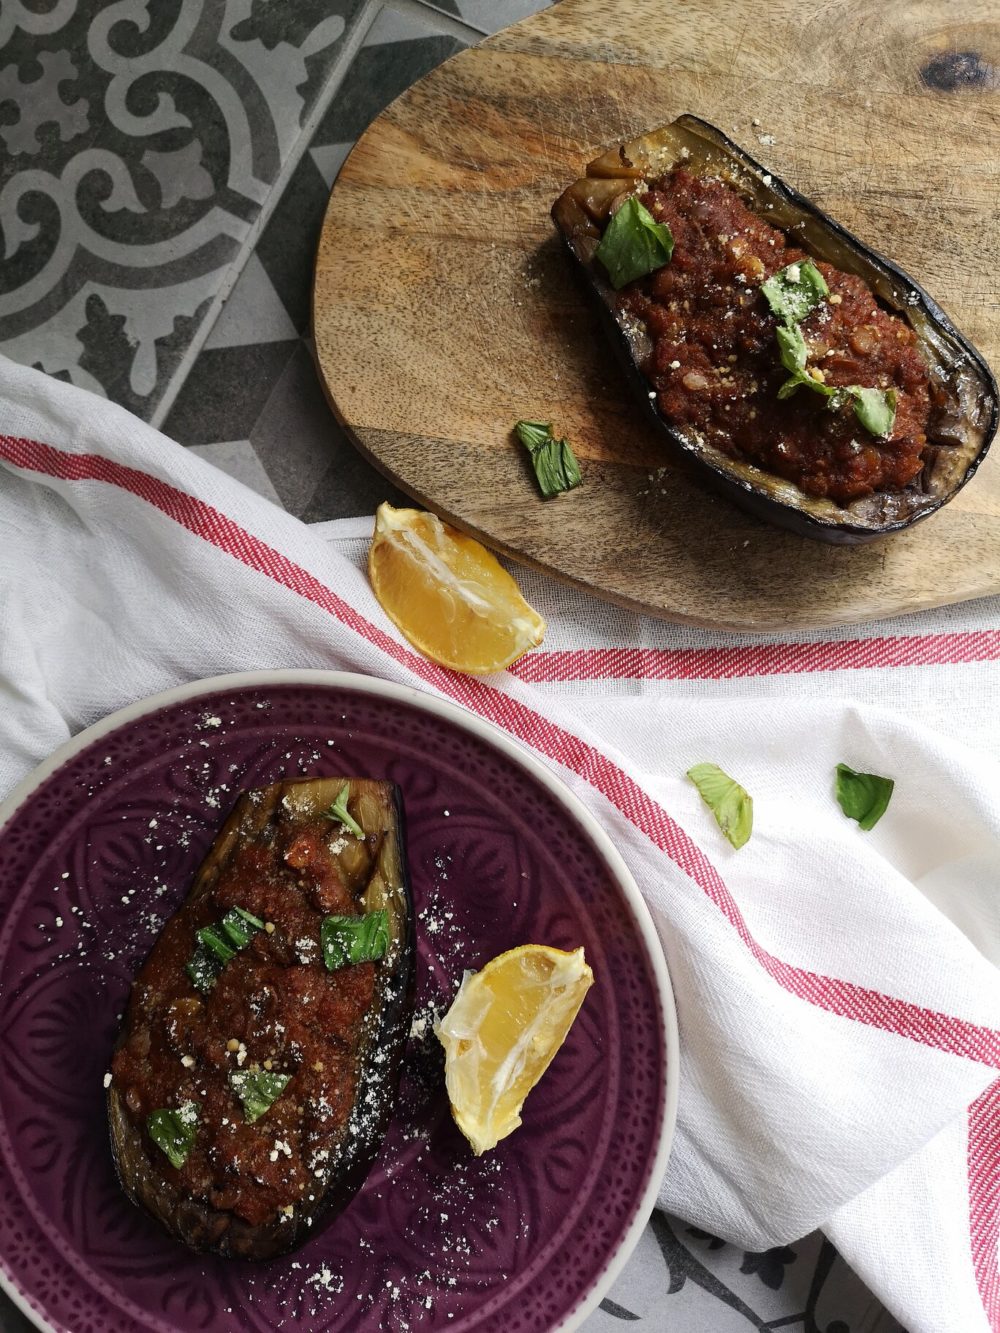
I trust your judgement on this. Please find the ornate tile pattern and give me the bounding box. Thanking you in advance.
[0,4,907,1330]
[160,1,467,515]
[0,0,369,417]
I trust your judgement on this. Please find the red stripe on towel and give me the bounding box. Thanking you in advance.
[5,432,1000,1079]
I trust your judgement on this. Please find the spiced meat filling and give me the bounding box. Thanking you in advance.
[619,167,932,502]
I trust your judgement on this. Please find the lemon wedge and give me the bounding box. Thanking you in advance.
[437,945,594,1154]
[367,503,545,674]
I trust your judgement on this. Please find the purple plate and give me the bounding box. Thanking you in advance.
[0,672,677,1333]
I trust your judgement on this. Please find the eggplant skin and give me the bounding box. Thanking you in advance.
[552,114,999,544]
[107,778,415,1261]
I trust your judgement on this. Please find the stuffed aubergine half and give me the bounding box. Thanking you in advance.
[552,114,997,544]
[107,776,415,1260]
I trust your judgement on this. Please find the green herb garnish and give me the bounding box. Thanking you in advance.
[221,906,265,950]
[147,1100,199,1169]
[186,944,220,994]
[514,420,582,499]
[761,259,829,325]
[196,924,236,964]
[777,368,822,400]
[835,763,894,831]
[775,322,812,394]
[778,369,898,438]
[776,321,808,376]
[230,1069,291,1123]
[513,420,551,452]
[849,386,897,438]
[322,783,365,839]
[595,196,674,290]
[321,909,390,971]
[185,905,265,993]
[764,261,897,438]
[686,763,753,850]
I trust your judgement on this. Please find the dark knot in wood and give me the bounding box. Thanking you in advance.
[920,49,996,91]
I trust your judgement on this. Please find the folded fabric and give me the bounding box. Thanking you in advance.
[1,357,998,1333]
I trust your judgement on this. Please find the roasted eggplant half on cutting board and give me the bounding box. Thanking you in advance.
[108,777,415,1259]
[552,114,997,544]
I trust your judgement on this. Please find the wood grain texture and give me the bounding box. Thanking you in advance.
[313,0,1000,631]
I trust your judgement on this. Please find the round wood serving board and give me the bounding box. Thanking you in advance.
[313,0,1000,632]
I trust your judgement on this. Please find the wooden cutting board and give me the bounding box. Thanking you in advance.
[313,0,1000,632]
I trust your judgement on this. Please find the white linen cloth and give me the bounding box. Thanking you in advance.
[2,356,999,1333]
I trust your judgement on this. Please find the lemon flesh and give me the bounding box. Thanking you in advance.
[437,945,594,1154]
[368,503,545,674]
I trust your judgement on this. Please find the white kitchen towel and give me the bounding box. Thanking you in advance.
[1,356,999,1333]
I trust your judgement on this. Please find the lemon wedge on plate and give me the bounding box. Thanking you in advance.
[436,945,594,1155]
[367,503,545,674]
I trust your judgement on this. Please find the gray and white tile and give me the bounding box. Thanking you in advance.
[0,0,370,418]
[163,0,473,514]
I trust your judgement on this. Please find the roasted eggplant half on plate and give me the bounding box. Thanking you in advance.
[108,777,415,1260]
[552,114,997,544]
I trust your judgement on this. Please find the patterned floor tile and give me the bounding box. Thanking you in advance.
[426,0,553,33]
[312,5,466,152]
[163,2,469,515]
[196,0,468,357]
[308,143,354,191]
[300,444,410,523]
[161,338,300,445]
[248,339,408,518]
[0,0,370,419]
[204,253,298,350]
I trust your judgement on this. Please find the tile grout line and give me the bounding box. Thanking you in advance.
[394,0,492,39]
[149,0,387,433]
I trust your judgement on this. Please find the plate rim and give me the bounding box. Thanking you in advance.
[0,668,680,1333]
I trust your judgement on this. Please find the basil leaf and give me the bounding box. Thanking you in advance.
[513,420,553,452]
[187,906,264,992]
[595,196,674,290]
[850,386,897,438]
[514,420,582,498]
[531,437,582,498]
[778,373,898,441]
[835,763,894,831]
[321,909,390,971]
[322,783,365,839]
[221,908,256,950]
[777,372,807,400]
[776,322,808,376]
[765,252,899,438]
[761,260,829,325]
[686,763,753,850]
[186,943,221,993]
[147,1101,199,1169]
[196,925,236,964]
[774,325,839,402]
[230,1069,291,1124]
[779,369,836,403]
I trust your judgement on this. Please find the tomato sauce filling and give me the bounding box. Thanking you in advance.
[620,168,932,503]
[112,818,376,1227]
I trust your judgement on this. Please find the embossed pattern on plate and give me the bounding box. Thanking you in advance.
[0,676,670,1333]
